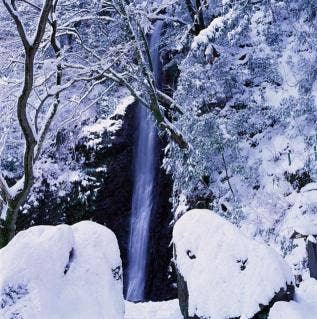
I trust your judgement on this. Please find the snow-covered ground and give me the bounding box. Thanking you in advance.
[124,281,317,319]
[269,278,317,319]
[125,300,182,319]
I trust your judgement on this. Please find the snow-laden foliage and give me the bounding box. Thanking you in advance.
[0,221,124,319]
[163,0,317,261]
[0,0,188,243]
[0,0,152,202]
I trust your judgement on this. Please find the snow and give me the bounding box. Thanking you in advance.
[0,173,12,200]
[81,117,121,150]
[82,118,121,136]
[285,239,309,279]
[173,192,188,219]
[124,300,182,319]
[0,221,124,319]
[191,16,225,50]
[173,209,294,319]
[80,94,135,149]
[116,95,135,116]
[82,95,134,137]
[269,278,317,319]
[283,183,317,238]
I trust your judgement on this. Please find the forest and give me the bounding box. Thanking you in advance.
[0,0,317,318]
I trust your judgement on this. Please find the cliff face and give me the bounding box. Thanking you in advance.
[17,101,176,301]
[146,135,177,301]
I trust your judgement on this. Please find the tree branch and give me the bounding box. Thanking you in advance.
[35,1,61,161]
[0,173,11,202]
[2,0,30,49]
[1,0,53,244]
[32,0,54,49]
[156,90,184,115]
[221,152,235,197]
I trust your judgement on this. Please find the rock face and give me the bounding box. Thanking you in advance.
[173,209,295,319]
[307,239,317,280]
[17,102,176,301]
[79,103,176,301]
[0,221,124,319]
[146,150,176,301]
[82,103,136,295]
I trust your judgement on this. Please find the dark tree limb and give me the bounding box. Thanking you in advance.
[0,0,54,247]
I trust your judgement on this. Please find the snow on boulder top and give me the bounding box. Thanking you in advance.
[173,209,294,319]
[0,221,124,319]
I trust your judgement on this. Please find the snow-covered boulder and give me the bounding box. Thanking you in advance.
[173,209,294,319]
[269,278,317,319]
[0,221,124,319]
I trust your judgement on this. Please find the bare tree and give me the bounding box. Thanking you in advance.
[0,0,188,247]
[51,0,188,148]
[0,0,58,247]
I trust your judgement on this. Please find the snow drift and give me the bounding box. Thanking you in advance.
[0,221,124,319]
[269,278,317,319]
[173,209,294,319]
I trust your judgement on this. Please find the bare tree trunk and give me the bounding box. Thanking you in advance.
[1,199,25,247]
[185,0,205,35]
[195,0,205,31]
[0,0,54,248]
[185,0,196,23]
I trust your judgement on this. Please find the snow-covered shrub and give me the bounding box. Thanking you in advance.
[164,0,317,265]
[0,221,124,319]
[173,209,294,319]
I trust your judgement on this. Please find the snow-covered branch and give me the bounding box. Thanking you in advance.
[2,0,30,49]
[0,173,11,202]
[0,0,54,245]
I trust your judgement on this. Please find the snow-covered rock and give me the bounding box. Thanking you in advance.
[269,278,317,319]
[173,209,294,319]
[0,221,124,319]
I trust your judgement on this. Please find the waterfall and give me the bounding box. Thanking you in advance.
[126,21,164,302]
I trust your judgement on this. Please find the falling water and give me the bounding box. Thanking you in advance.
[126,21,164,302]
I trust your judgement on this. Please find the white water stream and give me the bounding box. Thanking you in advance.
[126,21,164,302]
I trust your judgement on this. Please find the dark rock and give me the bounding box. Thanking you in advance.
[307,238,317,280]
[254,284,295,318]
[285,170,312,192]
[290,232,317,281]
[177,268,196,319]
